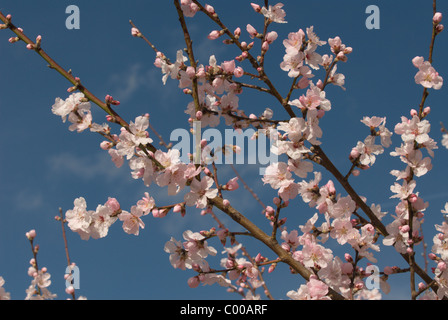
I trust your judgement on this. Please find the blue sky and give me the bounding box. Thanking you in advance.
[0,0,447,300]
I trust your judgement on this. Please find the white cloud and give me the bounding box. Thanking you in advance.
[46,151,130,183]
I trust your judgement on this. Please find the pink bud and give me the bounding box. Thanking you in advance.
[226,177,239,191]
[325,180,336,194]
[223,199,230,207]
[400,225,410,233]
[100,141,113,150]
[207,30,221,40]
[26,43,34,50]
[173,204,182,213]
[428,253,437,260]
[437,261,447,271]
[204,4,215,14]
[349,148,360,160]
[233,66,244,78]
[433,12,443,24]
[186,66,196,78]
[265,31,278,44]
[65,286,75,295]
[344,253,353,262]
[131,27,140,37]
[152,208,168,218]
[234,27,241,37]
[26,229,36,239]
[423,106,431,115]
[436,24,444,33]
[265,206,275,216]
[261,41,269,52]
[246,24,258,38]
[250,3,262,12]
[418,282,426,290]
[106,197,121,212]
[410,109,418,117]
[408,194,418,203]
[336,51,347,62]
[188,276,200,288]
[273,197,281,206]
[195,110,203,120]
[352,169,360,177]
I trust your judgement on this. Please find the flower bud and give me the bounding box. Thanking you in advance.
[106,197,121,212]
[131,27,141,37]
[207,30,221,40]
[344,253,353,262]
[205,4,215,14]
[26,229,36,240]
[433,12,443,24]
[428,253,437,260]
[250,3,262,13]
[188,276,200,288]
[66,286,75,295]
[349,148,360,160]
[233,66,244,78]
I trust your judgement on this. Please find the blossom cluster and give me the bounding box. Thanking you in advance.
[65,195,155,238]
[13,1,445,300]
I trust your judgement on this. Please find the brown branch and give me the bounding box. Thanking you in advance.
[58,208,76,300]
[209,196,346,300]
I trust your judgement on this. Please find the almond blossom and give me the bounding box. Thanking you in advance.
[260,3,287,23]
[184,176,218,209]
[118,205,145,236]
[51,92,88,122]
[412,56,443,90]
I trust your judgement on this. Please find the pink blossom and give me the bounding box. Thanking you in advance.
[307,277,329,299]
[118,206,145,236]
[184,176,218,209]
[262,162,293,189]
[221,60,236,74]
[413,57,443,90]
[260,3,287,24]
[283,29,305,51]
[433,12,443,24]
[246,24,258,38]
